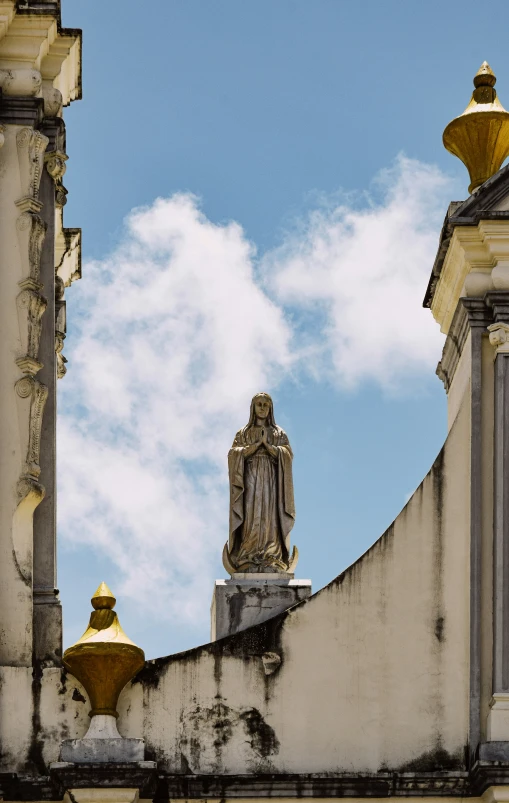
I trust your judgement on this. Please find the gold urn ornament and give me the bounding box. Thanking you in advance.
[63,582,145,724]
[443,62,509,194]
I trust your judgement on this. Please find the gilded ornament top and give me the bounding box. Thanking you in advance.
[68,581,140,648]
[63,583,144,719]
[443,62,509,194]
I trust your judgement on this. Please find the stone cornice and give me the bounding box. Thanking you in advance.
[424,165,509,311]
[0,3,81,107]
[429,220,509,335]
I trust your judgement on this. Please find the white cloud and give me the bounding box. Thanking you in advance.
[59,158,455,625]
[265,156,453,388]
[59,194,292,622]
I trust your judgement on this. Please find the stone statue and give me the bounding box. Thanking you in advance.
[223,392,298,575]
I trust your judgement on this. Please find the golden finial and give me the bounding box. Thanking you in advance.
[91,580,116,610]
[443,62,509,194]
[63,583,145,721]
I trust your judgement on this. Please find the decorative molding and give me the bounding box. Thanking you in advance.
[15,127,49,210]
[0,68,42,97]
[429,219,509,335]
[0,96,44,126]
[486,290,509,323]
[14,375,48,504]
[489,322,509,354]
[16,278,47,370]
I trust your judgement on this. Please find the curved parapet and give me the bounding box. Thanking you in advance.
[115,393,471,778]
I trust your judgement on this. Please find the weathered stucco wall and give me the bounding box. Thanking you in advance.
[0,397,471,777]
[131,394,470,774]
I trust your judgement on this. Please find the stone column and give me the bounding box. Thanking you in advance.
[486,292,509,740]
[32,116,67,665]
[0,97,48,667]
[462,298,491,758]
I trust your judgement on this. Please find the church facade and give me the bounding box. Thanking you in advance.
[2,3,509,803]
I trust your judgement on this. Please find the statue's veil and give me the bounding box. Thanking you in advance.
[243,392,276,433]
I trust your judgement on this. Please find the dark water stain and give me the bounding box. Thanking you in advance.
[71,687,86,703]
[239,708,280,757]
[397,744,465,772]
[27,660,45,775]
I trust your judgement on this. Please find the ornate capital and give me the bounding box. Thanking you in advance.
[489,322,509,354]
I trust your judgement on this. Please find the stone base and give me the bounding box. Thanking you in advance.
[487,693,509,740]
[211,576,311,640]
[59,738,145,764]
[33,593,62,665]
[50,761,158,799]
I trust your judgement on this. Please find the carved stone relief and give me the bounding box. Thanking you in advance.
[489,322,509,354]
[45,150,68,208]
[14,125,49,506]
[15,211,47,284]
[16,278,47,376]
[15,376,48,503]
[15,127,49,211]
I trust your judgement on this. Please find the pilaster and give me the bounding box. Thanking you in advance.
[486,294,509,741]
[460,298,494,760]
[0,2,81,668]
[32,114,66,665]
[0,118,49,665]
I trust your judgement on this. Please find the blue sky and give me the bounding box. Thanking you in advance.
[58,0,509,658]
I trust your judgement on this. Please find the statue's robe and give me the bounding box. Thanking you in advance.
[228,425,295,570]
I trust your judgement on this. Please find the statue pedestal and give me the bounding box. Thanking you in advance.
[211,574,312,641]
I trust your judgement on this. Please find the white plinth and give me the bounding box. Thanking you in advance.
[59,714,145,763]
[487,693,509,740]
[211,576,312,640]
